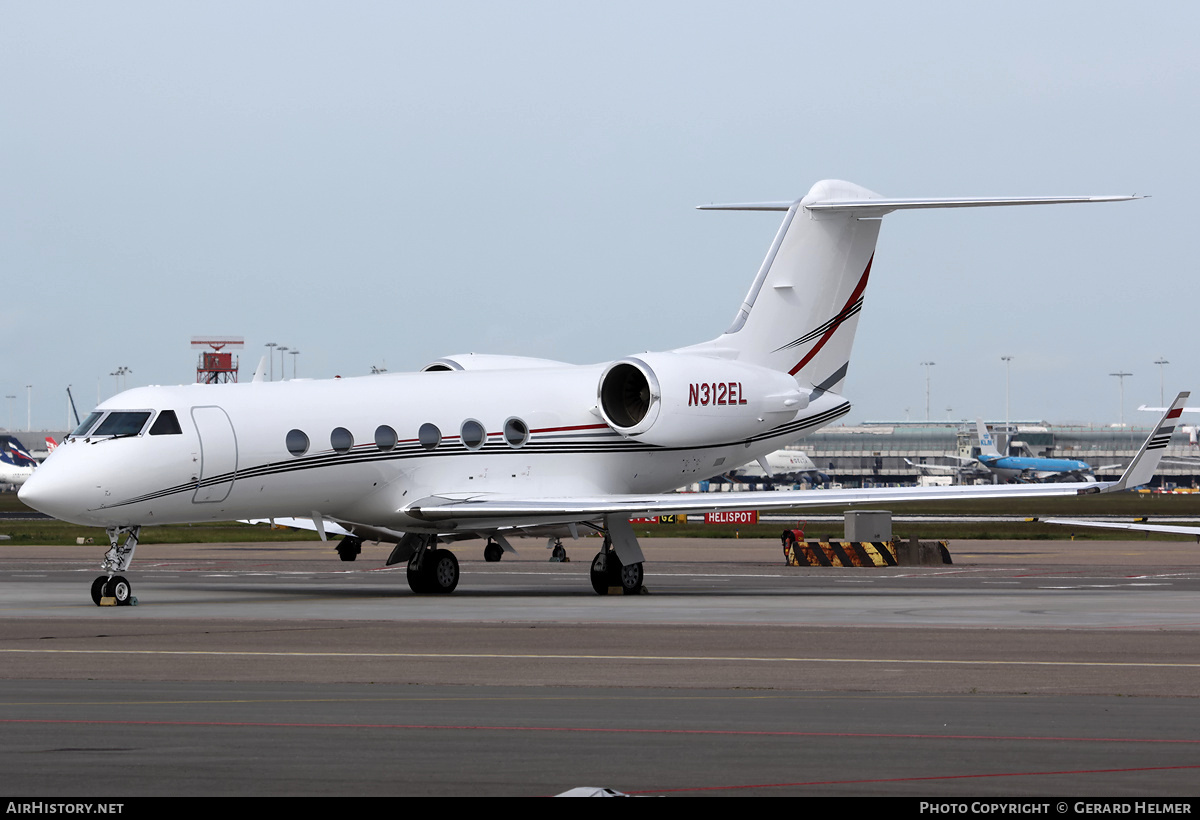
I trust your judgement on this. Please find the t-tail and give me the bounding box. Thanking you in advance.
[679,181,1142,395]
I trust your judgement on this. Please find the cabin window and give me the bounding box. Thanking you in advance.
[375,425,398,452]
[93,411,152,437]
[149,410,183,436]
[503,417,529,448]
[330,427,354,454]
[71,412,102,438]
[286,429,309,456]
[461,419,485,450]
[418,423,441,451]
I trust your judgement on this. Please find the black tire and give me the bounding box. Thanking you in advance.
[429,549,459,594]
[90,576,107,606]
[619,561,644,595]
[552,543,566,559]
[336,537,361,562]
[105,575,132,606]
[589,551,611,595]
[406,553,429,594]
[484,542,503,562]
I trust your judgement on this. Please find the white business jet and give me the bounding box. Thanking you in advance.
[19,180,1175,606]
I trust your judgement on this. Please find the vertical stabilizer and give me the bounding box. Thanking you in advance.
[680,180,883,393]
[976,419,1000,457]
[680,182,1139,395]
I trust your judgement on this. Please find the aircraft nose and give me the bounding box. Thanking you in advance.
[18,458,93,523]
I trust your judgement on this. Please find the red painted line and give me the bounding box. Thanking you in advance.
[1167,408,1183,419]
[3,718,1199,745]
[530,423,610,434]
[624,764,1200,795]
[789,255,874,376]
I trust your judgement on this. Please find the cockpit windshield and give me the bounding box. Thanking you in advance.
[92,411,153,437]
[71,412,103,438]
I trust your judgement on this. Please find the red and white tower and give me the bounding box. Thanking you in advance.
[192,336,244,384]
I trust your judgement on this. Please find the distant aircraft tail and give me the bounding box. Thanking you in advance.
[975,419,1000,456]
[45,437,58,454]
[8,439,36,464]
[679,183,1140,395]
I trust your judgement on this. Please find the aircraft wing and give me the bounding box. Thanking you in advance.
[902,458,971,475]
[407,392,1187,526]
[1041,518,1200,536]
[406,481,1108,525]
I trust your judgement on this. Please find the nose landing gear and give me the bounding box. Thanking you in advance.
[90,526,141,606]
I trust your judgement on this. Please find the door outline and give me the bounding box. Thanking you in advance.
[191,406,238,503]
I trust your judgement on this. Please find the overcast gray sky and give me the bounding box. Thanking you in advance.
[2,1,1196,431]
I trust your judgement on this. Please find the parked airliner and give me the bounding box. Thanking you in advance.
[0,436,37,487]
[19,179,1176,606]
[972,419,1120,482]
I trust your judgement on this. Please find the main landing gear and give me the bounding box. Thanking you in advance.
[483,538,504,563]
[405,534,460,594]
[336,536,363,562]
[90,526,141,606]
[589,527,645,596]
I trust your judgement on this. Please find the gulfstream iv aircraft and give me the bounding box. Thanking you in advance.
[19,180,1178,606]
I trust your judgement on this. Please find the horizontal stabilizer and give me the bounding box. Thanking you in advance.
[698,194,1143,216]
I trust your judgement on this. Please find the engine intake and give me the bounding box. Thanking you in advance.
[598,359,660,434]
[596,353,809,447]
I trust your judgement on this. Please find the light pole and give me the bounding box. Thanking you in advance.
[1001,355,1013,429]
[289,349,300,379]
[278,347,289,380]
[110,366,132,395]
[265,342,277,381]
[1110,371,1132,426]
[1155,357,1169,407]
[920,361,935,421]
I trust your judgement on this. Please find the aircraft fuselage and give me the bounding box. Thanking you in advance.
[22,366,849,531]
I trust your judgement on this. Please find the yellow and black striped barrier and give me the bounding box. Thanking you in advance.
[782,537,953,567]
[784,539,897,567]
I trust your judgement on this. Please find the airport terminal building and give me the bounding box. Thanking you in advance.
[785,420,1199,489]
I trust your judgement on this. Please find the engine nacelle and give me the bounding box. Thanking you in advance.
[596,352,809,447]
[422,353,571,372]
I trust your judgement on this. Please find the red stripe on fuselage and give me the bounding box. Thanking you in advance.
[531,423,612,434]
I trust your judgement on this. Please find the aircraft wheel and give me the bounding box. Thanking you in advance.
[90,576,107,606]
[619,561,644,595]
[430,549,459,594]
[484,542,503,562]
[105,575,133,606]
[589,552,611,595]
[406,553,430,594]
[552,542,566,560]
[336,537,362,562]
